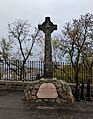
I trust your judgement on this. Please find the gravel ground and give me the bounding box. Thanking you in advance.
[0,91,93,119]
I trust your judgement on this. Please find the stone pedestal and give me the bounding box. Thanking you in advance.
[23,78,74,106]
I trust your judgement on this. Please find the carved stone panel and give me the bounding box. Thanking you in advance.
[37,83,58,98]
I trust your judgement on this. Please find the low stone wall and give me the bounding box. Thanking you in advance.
[0,80,93,96]
[0,80,29,91]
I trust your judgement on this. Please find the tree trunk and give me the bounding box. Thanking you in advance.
[20,60,26,81]
[74,66,80,101]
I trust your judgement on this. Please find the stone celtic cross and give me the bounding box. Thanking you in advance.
[38,17,57,78]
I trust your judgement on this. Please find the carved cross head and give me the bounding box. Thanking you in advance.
[38,17,57,34]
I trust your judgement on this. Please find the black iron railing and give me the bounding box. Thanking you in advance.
[0,60,93,83]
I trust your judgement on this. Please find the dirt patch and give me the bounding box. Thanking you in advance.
[0,91,93,119]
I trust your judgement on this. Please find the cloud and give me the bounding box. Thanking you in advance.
[0,0,93,38]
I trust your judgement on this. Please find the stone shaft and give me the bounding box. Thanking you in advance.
[44,33,53,77]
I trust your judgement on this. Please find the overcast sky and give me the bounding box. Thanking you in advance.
[0,0,93,38]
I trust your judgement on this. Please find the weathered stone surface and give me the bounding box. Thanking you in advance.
[31,88,37,95]
[49,99,55,103]
[56,97,66,104]
[24,78,74,105]
[66,88,74,103]
[38,17,57,78]
[24,92,30,101]
[58,91,67,99]
[31,96,37,100]
[34,84,40,89]
[37,83,58,98]
[43,99,48,102]
[36,99,42,103]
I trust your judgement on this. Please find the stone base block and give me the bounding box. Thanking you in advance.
[23,78,74,105]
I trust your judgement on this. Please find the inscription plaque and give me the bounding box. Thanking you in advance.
[37,83,58,98]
